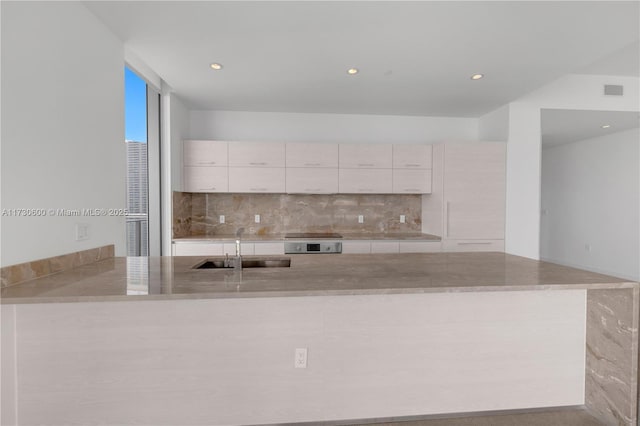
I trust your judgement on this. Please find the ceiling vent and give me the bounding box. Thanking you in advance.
[604,84,624,96]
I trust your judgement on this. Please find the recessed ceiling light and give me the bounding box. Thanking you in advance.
[347,68,359,75]
[210,63,223,70]
[470,74,484,80]
[601,124,611,129]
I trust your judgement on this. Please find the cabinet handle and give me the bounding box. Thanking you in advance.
[249,162,267,166]
[403,189,421,192]
[358,188,374,192]
[458,242,493,245]
[405,164,421,167]
[198,187,216,191]
[357,163,374,167]
[198,161,216,165]
[304,163,321,166]
[249,188,268,191]
[305,188,322,192]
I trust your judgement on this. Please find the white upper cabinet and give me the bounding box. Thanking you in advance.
[286,168,339,194]
[393,169,432,194]
[182,141,433,194]
[183,166,229,193]
[339,144,392,169]
[339,169,393,193]
[183,140,228,166]
[228,142,286,167]
[286,143,338,168]
[228,167,286,193]
[393,144,432,169]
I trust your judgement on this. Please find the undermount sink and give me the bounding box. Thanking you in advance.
[193,257,291,269]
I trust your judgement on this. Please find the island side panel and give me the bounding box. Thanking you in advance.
[585,287,639,426]
[1,305,17,426]
[14,291,586,425]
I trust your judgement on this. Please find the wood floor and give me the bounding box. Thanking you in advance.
[353,407,604,426]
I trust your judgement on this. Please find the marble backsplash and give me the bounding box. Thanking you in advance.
[173,192,422,238]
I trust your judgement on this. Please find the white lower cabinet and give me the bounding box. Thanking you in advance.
[399,241,442,253]
[222,243,255,256]
[442,239,505,252]
[174,240,441,256]
[173,242,284,256]
[341,241,372,254]
[254,242,285,255]
[370,241,400,253]
[342,240,441,254]
[172,243,224,256]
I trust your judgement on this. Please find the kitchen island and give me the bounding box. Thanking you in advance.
[2,253,638,426]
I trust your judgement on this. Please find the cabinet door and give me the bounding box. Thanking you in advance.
[286,168,339,194]
[393,144,432,169]
[398,241,442,253]
[222,243,255,256]
[443,143,506,240]
[254,242,285,255]
[286,143,338,168]
[228,142,285,167]
[341,241,371,254]
[442,239,504,252]
[392,169,432,194]
[183,140,228,166]
[370,241,400,253]
[183,166,229,192]
[228,167,286,193]
[339,169,393,193]
[172,243,224,256]
[339,144,392,168]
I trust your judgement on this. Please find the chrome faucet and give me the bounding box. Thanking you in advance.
[234,227,245,271]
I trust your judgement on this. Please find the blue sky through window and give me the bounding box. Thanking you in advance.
[125,67,147,143]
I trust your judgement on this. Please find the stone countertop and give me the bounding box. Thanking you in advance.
[173,232,441,242]
[1,252,636,304]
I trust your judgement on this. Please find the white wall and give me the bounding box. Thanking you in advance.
[541,128,639,281]
[0,2,126,266]
[479,104,509,142]
[504,74,639,260]
[189,110,478,143]
[170,96,190,191]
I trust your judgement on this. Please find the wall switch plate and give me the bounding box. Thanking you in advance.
[75,223,89,241]
[295,348,308,369]
[400,215,406,223]
[585,244,591,252]
[358,215,364,224]
[219,215,225,224]
[255,214,261,223]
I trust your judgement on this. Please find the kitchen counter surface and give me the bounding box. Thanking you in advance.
[173,232,441,242]
[1,252,635,304]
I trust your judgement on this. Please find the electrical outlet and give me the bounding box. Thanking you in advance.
[295,348,308,369]
[255,214,261,223]
[358,215,364,224]
[75,223,89,241]
[585,244,591,252]
[219,215,225,224]
[400,215,406,223]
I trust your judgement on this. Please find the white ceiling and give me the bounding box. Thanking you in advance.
[541,109,640,147]
[84,1,640,117]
